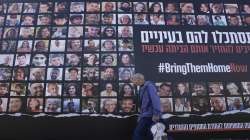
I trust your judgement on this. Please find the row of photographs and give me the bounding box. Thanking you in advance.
[0,96,250,113]
[1,2,250,14]
[0,53,135,67]
[0,82,249,97]
[0,26,134,40]
[0,39,134,53]
[0,13,249,26]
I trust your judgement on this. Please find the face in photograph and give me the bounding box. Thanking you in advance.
[32,54,47,66]
[9,98,22,112]
[120,98,134,113]
[45,99,61,112]
[29,83,44,96]
[102,99,117,113]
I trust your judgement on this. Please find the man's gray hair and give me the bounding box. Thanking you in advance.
[131,73,145,81]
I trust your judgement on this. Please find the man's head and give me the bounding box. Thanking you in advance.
[121,99,134,113]
[131,73,145,86]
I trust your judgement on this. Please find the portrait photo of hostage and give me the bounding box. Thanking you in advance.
[174,98,191,112]
[37,14,52,25]
[84,39,99,52]
[81,83,98,97]
[102,2,116,12]
[49,54,64,66]
[82,67,99,82]
[86,2,100,12]
[101,67,117,81]
[36,27,51,39]
[118,39,134,52]
[17,40,32,52]
[26,98,43,113]
[210,97,227,112]
[242,82,250,95]
[157,82,172,97]
[174,82,190,97]
[0,54,14,66]
[0,83,9,96]
[66,54,81,66]
[64,83,80,97]
[208,82,224,96]
[50,40,66,52]
[133,2,147,12]
[0,68,12,81]
[100,83,117,97]
[225,82,243,96]
[102,26,116,38]
[23,3,38,13]
[118,2,132,12]
[0,40,17,53]
[210,3,224,14]
[52,27,67,38]
[54,2,68,13]
[227,97,244,111]
[83,53,99,66]
[119,83,135,97]
[196,15,211,26]
[15,54,31,67]
[101,98,117,114]
[119,98,135,113]
[160,98,173,113]
[47,68,63,81]
[191,97,210,112]
[86,14,100,25]
[227,15,242,26]
[6,15,20,26]
[39,2,53,13]
[102,13,116,25]
[46,83,62,97]
[67,39,82,52]
[31,54,47,67]
[69,14,84,25]
[28,83,44,97]
[82,98,98,113]
[244,97,250,109]
[34,40,49,52]
[45,98,61,113]
[13,68,28,81]
[85,26,100,38]
[29,68,46,81]
[212,15,227,26]
[118,14,132,25]
[150,14,165,25]
[68,26,83,38]
[197,3,210,14]
[224,4,239,14]
[8,98,24,113]
[243,15,250,26]
[118,26,133,38]
[63,98,80,113]
[10,83,26,96]
[118,67,134,81]
[0,98,8,112]
[65,67,81,81]
[119,53,134,66]
[134,14,149,25]
[180,3,194,13]
[191,82,207,96]
[101,40,116,52]
[70,2,84,13]
[3,27,18,39]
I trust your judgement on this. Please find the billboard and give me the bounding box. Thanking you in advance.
[0,0,250,132]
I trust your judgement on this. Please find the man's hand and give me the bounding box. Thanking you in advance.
[152,115,160,122]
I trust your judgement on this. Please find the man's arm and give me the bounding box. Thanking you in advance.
[147,84,161,122]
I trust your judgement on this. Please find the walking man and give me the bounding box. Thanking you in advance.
[131,73,161,140]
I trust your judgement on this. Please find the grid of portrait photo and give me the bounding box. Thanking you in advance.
[0,1,250,115]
